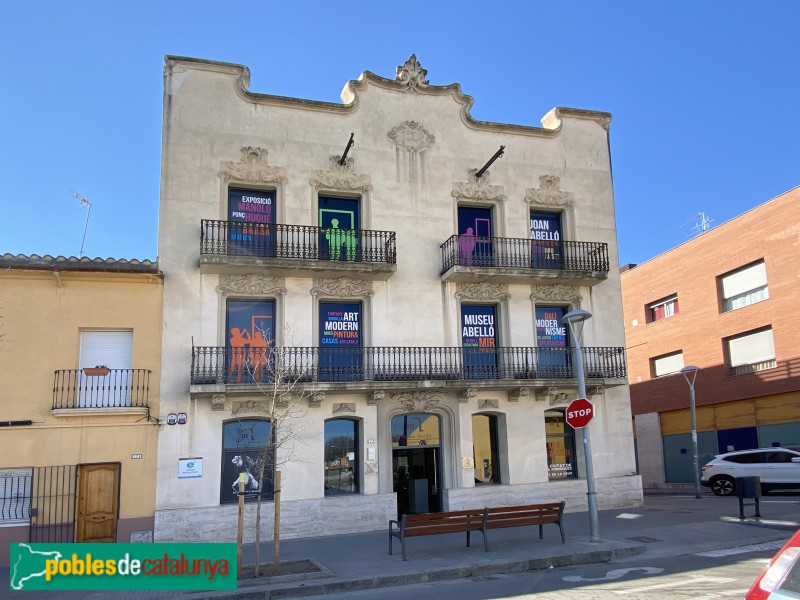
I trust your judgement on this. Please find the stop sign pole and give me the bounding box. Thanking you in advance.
[563,310,600,543]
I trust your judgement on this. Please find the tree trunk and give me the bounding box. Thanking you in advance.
[236,474,244,578]
[274,470,281,572]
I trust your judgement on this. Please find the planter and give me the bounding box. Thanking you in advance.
[83,367,110,376]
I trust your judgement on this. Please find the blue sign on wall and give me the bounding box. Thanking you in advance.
[319,302,362,381]
[461,305,497,378]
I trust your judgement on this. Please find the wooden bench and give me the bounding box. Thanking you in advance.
[484,501,566,543]
[389,509,488,561]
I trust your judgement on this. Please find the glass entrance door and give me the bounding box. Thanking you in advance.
[391,413,442,516]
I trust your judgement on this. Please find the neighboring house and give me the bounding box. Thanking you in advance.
[0,254,162,564]
[621,187,800,487]
[155,55,640,543]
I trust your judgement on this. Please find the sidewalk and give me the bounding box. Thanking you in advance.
[3,492,799,599]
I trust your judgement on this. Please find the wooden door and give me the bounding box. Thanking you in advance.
[76,463,120,543]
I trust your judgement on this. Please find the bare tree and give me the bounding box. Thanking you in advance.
[230,327,313,576]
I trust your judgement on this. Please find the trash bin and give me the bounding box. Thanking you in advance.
[736,476,762,499]
[736,476,762,519]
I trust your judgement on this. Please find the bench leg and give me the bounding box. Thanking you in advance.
[389,530,393,556]
[558,521,565,544]
[482,528,490,552]
[401,533,407,561]
[539,523,544,540]
[466,530,471,547]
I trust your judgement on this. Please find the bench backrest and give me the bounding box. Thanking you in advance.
[401,509,486,536]
[485,502,564,528]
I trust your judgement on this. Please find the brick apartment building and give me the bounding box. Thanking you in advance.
[621,186,800,487]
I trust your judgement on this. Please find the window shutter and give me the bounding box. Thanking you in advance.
[728,329,775,367]
[79,330,133,369]
[653,352,684,377]
[721,262,767,299]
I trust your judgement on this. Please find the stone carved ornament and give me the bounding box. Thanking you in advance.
[387,121,435,152]
[395,54,429,91]
[452,169,506,203]
[530,284,582,303]
[525,175,574,208]
[217,274,287,297]
[455,282,510,302]
[219,147,287,185]
[311,277,374,299]
[392,391,442,413]
[310,155,372,193]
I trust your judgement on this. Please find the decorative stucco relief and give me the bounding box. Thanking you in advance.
[219,147,287,185]
[393,391,442,413]
[455,282,510,302]
[529,284,582,304]
[388,121,435,152]
[333,403,356,414]
[395,54,429,91]
[216,275,287,297]
[525,175,574,208]
[311,277,374,299]
[538,387,572,406]
[310,155,372,193]
[452,169,505,203]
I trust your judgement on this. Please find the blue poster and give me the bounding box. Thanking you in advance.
[225,299,274,384]
[228,188,275,256]
[319,196,360,261]
[530,211,562,268]
[319,302,362,381]
[535,306,569,376]
[461,305,497,378]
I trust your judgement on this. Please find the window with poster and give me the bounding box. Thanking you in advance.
[530,211,563,269]
[225,299,274,384]
[535,306,570,377]
[319,301,362,382]
[319,196,361,262]
[227,188,276,256]
[461,304,498,379]
[220,419,274,504]
[545,409,577,479]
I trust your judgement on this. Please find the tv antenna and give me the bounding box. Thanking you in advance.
[67,188,93,257]
[680,211,714,237]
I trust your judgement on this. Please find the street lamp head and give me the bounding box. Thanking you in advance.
[562,309,592,324]
[680,365,700,373]
[680,364,699,386]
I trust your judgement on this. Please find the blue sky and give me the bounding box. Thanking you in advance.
[1,1,797,266]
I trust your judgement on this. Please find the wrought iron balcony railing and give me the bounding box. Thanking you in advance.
[201,220,397,264]
[440,235,609,274]
[191,346,626,385]
[52,369,152,410]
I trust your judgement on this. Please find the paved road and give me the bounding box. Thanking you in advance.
[299,541,785,600]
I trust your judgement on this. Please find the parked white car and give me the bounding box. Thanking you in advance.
[701,448,800,496]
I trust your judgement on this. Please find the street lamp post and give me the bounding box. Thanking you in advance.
[680,365,702,499]
[561,309,600,543]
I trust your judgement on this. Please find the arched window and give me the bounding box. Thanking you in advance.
[472,414,500,484]
[220,419,274,503]
[324,419,359,495]
[545,409,577,479]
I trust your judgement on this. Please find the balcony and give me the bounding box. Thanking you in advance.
[200,220,397,280]
[52,369,152,414]
[440,235,609,285]
[190,346,626,393]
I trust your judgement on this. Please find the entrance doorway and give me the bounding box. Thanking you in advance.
[76,463,120,543]
[391,413,442,516]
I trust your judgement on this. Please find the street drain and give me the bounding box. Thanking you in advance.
[626,536,663,543]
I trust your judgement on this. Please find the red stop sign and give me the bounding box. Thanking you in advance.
[566,398,594,428]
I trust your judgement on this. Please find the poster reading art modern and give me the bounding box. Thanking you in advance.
[227,188,275,255]
[319,302,362,381]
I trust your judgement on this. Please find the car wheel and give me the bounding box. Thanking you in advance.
[711,476,735,496]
